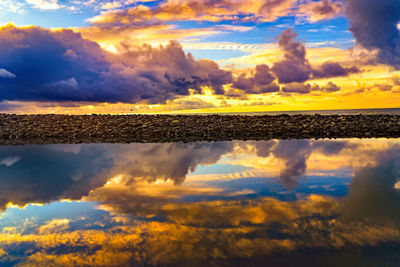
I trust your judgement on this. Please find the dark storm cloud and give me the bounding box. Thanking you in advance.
[232,64,279,93]
[0,25,357,103]
[271,28,356,84]
[272,28,313,84]
[345,0,400,68]
[311,81,341,92]
[312,61,359,78]
[116,40,232,97]
[0,25,232,103]
[282,82,311,94]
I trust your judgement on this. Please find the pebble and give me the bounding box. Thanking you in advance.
[0,114,399,145]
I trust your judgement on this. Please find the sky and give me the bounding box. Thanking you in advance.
[0,0,399,113]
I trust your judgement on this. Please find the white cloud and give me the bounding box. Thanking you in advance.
[0,68,16,78]
[50,77,79,89]
[25,0,61,10]
[0,0,25,13]
[100,0,154,10]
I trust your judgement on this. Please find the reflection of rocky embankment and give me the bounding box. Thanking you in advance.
[0,114,399,144]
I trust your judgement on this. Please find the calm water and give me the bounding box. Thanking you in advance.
[169,108,400,115]
[0,139,400,266]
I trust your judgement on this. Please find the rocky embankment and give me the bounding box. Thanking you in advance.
[0,114,399,144]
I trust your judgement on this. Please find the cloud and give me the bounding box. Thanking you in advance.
[272,28,358,84]
[272,28,313,84]
[312,61,359,78]
[88,0,344,27]
[282,82,311,94]
[321,81,340,92]
[345,0,400,68]
[81,1,343,54]
[0,68,16,78]
[311,81,341,92]
[0,24,232,103]
[99,0,143,10]
[298,0,344,22]
[26,0,61,10]
[0,25,360,105]
[232,64,279,94]
[48,77,79,90]
[79,23,234,51]
[88,0,298,26]
[0,0,25,13]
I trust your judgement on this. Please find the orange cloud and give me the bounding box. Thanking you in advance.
[88,0,343,27]
[88,0,297,26]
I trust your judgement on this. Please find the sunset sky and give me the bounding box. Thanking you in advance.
[0,0,399,113]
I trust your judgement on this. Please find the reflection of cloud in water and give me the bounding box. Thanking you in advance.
[0,139,388,211]
[2,196,400,267]
[0,156,21,167]
[109,142,233,185]
[0,142,233,210]
[254,140,349,189]
[0,145,114,210]
[1,139,400,266]
[341,145,400,225]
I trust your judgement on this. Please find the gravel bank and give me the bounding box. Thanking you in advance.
[0,114,399,144]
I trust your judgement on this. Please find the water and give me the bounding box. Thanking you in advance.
[0,139,400,266]
[166,107,400,115]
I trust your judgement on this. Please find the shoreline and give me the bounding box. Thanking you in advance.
[0,114,399,145]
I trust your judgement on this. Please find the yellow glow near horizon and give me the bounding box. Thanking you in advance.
[0,24,399,114]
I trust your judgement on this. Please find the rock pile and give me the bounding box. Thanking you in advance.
[0,114,399,144]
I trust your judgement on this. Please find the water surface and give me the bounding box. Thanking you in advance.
[168,107,400,115]
[0,139,400,266]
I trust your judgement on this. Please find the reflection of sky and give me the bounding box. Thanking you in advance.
[1,138,400,266]
[0,201,110,234]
